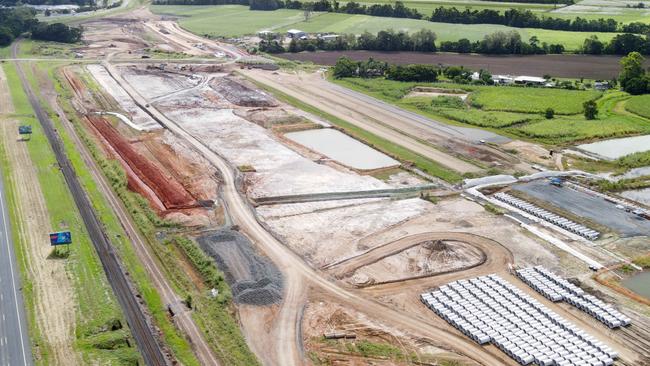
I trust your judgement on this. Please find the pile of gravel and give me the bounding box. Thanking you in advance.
[198,230,283,305]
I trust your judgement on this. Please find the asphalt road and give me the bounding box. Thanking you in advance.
[0,167,33,366]
[514,180,650,237]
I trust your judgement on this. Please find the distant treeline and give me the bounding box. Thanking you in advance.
[0,7,83,46]
[0,0,93,5]
[332,56,489,84]
[260,28,650,56]
[153,0,650,34]
[478,0,573,4]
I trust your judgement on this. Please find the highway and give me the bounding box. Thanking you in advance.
[0,167,33,366]
[11,45,167,365]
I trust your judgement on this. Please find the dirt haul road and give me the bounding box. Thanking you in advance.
[144,20,247,61]
[103,61,524,366]
[0,66,79,365]
[242,69,485,174]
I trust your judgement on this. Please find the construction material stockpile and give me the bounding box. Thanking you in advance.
[516,266,631,329]
[493,192,599,241]
[421,274,618,366]
[198,230,283,305]
[88,115,197,210]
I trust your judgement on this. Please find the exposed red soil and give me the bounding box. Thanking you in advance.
[277,51,650,79]
[87,115,197,210]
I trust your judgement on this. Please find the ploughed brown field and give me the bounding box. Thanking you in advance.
[277,51,648,79]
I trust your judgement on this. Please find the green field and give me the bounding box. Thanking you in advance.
[334,77,650,145]
[625,94,650,119]
[150,5,620,50]
[470,86,601,114]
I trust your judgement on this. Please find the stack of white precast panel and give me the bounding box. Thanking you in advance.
[493,192,599,241]
[421,274,618,366]
[516,266,631,329]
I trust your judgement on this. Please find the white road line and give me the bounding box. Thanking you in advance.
[0,192,29,366]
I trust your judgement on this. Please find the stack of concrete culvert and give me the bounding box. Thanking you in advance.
[421,274,618,366]
[493,192,599,241]
[516,267,631,329]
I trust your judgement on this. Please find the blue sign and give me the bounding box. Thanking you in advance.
[18,125,32,135]
[49,231,72,246]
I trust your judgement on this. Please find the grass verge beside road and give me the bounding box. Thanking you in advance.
[244,73,463,183]
[2,62,137,364]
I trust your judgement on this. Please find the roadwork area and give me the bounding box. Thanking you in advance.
[514,180,650,237]
[78,57,650,366]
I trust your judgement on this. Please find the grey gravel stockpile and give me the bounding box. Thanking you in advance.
[198,230,283,305]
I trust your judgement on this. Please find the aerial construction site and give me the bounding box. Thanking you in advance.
[0,4,649,366]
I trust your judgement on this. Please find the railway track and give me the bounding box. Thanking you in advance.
[11,46,167,366]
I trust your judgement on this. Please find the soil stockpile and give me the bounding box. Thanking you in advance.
[88,115,196,209]
[210,77,278,107]
[198,230,283,305]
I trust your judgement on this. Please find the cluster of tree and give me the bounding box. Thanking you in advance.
[0,7,82,47]
[440,32,565,55]
[270,29,567,55]
[279,29,439,53]
[0,0,93,4]
[582,34,650,55]
[618,52,650,95]
[332,56,441,82]
[31,22,83,43]
[483,0,573,4]
[386,63,439,81]
[332,57,498,85]
[430,7,618,33]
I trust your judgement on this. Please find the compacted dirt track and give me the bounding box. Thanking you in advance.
[329,232,497,279]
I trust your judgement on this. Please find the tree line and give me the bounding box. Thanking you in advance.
[261,29,564,55]
[429,7,619,33]
[0,7,82,47]
[259,28,650,56]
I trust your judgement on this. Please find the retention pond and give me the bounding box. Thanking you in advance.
[622,271,650,299]
[285,128,399,170]
[577,135,650,160]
